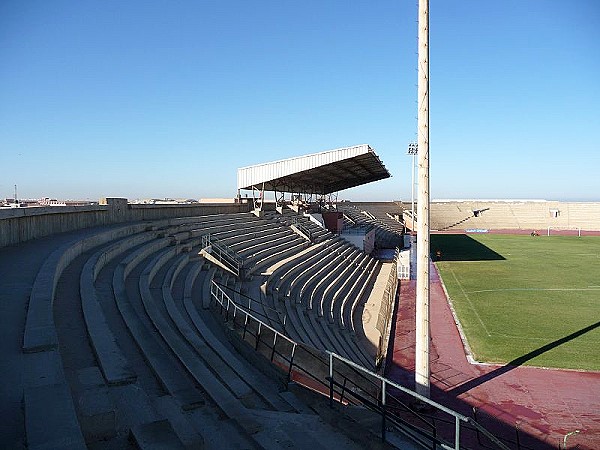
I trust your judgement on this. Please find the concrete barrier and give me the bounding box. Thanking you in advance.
[0,200,250,248]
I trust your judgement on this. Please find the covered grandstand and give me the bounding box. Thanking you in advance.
[237,144,391,210]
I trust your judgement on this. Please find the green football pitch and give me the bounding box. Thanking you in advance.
[431,233,600,371]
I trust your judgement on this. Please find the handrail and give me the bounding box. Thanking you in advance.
[209,278,510,450]
[213,280,287,329]
[291,217,314,242]
[211,279,391,393]
[327,352,511,450]
[210,281,295,348]
[201,233,243,277]
[326,376,439,448]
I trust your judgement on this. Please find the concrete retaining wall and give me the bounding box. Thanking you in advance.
[0,199,251,248]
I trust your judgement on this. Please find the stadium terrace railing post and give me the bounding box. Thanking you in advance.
[329,353,334,408]
[286,344,296,384]
[515,422,521,450]
[455,416,460,449]
[225,295,230,322]
[473,407,482,446]
[255,322,262,351]
[270,333,277,361]
[381,380,387,441]
[218,290,224,314]
[340,377,347,404]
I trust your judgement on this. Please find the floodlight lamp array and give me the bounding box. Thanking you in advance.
[407,142,418,155]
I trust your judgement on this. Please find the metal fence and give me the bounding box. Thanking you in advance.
[290,217,315,242]
[327,352,511,450]
[209,277,517,450]
[201,234,243,277]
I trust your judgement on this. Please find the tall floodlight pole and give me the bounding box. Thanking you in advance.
[415,0,430,398]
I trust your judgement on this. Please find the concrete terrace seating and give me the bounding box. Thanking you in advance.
[105,225,294,444]
[136,245,288,414]
[79,230,162,385]
[8,212,401,448]
[263,234,380,369]
[20,223,169,448]
[264,209,333,243]
[295,247,377,368]
[341,207,403,249]
[429,201,600,232]
[112,239,206,411]
[267,240,347,344]
[196,216,312,278]
[346,202,405,234]
[21,223,161,450]
[164,257,295,412]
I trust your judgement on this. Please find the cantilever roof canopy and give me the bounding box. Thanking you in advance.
[237,144,390,195]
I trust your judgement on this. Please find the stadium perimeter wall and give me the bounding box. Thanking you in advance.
[0,198,251,248]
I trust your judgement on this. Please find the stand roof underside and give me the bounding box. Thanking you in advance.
[237,144,390,195]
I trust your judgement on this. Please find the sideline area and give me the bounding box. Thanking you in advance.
[385,260,600,449]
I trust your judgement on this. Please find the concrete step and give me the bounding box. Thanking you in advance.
[24,381,87,450]
[129,419,186,450]
[113,264,205,410]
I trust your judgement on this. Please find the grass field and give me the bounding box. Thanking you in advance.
[431,233,600,371]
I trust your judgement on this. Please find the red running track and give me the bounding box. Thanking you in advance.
[385,261,600,450]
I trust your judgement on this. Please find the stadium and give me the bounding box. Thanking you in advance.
[1,144,599,450]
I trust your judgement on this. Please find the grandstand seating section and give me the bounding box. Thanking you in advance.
[13,199,597,448]
[12,210,394,448]
[428,201,600,231]
[338,205,404,249]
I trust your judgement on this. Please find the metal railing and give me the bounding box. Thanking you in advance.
[327,352,511,450]
[340,224,373,235]
[209,278,513,450]
[210,280,298,377]
[213,280,287,330]
[291,217,315,242]
[201,234,243,277]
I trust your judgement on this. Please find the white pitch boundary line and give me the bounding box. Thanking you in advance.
[448,267,491,337]
[468,287,600,294]
[490,332,600,343]
[492,333,556,341]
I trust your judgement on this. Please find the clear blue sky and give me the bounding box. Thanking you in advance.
[1,1,599,201]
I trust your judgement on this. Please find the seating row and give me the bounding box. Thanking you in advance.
[20,211,388,447]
